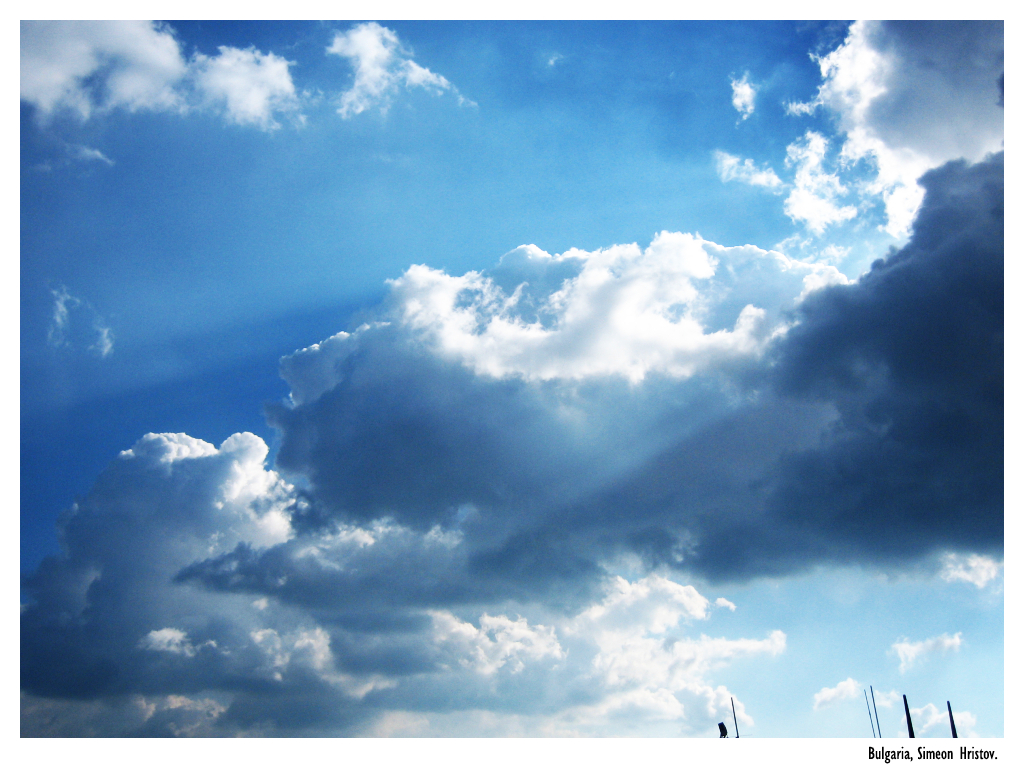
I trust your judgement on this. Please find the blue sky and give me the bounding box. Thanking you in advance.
[20,20,1004,739]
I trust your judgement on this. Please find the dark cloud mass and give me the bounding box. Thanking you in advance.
[695,154,1003,576]
[21,154,1002,735]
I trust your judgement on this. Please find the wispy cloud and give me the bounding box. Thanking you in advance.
[892,633,962,674]
[327,22,468,118]
[46,285,114,357]
[714,150,783,189]
[69,144,114,165]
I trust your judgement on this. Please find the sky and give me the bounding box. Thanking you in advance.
[19,19,1005,740]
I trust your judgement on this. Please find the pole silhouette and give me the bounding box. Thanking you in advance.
[871,686,882,738]
[865,689,877,737]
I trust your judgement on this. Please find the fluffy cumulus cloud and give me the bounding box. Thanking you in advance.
[20,20,187,119]
[20,20,302,130]
[892,633,963,674]
[328,22,464,118]
[787,21,1003,235]
[813,677,860,710]
[22,153,1001,735]
[191,46,300,129]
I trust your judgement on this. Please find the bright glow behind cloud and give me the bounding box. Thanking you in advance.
[379,231,848,384]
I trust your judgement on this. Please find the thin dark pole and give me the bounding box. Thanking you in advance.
[947,701,958,738]
[865,690,877,737]
[871,686,882,738]
[731,696,739,738]
[903,695,915,738]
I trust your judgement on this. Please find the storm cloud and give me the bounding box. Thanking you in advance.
[21,152,1001,735]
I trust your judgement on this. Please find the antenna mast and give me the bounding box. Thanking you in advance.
[871,686,882,738]
[864,689,877,737]
[903,695,916,738]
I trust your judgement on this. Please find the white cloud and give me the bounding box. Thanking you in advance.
[20,21,302,131]
[788,21,1003,236]
[279,232,851,398]
[715,597,736,611]
[714,150,783,189]
[327,22,461,118]
[431,612,564,675]
[115,431,295,548]
[385,233,770,383]
[192,46,300,130]
[139,628,204,656]
[813,677,861,709]
[21,20,187,119]
[939,553,1002,588]
[910,702,978,737]
[560,575,783,731]
[892,632,962,673]
[730,74,756,119]
[783,131,858,234]
[575,575,710,634]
